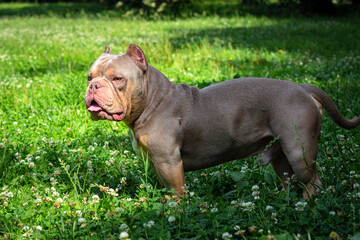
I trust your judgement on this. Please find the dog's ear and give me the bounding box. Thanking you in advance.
[104,45,112,54]
[125,43,148,71]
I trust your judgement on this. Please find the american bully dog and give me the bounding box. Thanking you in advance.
[85,44,360,199]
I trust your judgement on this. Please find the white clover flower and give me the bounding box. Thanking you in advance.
[22,232,32,237]
[295,201,307,212]
[251,185,259,191]
[252,191,260,197]
[234,225,240,231]
[56,198,63,204]
[29,162,35,168]
[87,161,92,168]
[78,218,86,224]
[353,183,360,189]
[35,226,42,231]
[266,205,273,211]
[119,231,129,239]
[168,201,177,208]
[92,194,100,204]
[241,202,255,212]
[35,198,42,205]
[76,210,82,217]
[211,207,218,213]
[143,220,155,229]
[107,188,119,197]
[329,211,336,216]
[241,165,248,172]
[168,216,176,222]
[120,223,129,232]
[222,232,233,239]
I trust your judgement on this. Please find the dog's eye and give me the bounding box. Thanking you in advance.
[113,77,123,81]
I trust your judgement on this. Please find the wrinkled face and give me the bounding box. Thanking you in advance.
[85,45,147,125]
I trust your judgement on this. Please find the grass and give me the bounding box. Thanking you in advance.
[0,2,360,239]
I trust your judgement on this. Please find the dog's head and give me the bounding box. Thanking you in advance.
[85,44,148,125]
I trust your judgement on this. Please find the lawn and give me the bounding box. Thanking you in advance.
[0,2,359,239]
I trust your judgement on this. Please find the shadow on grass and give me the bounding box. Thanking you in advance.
[165,16,360,88]
[169,22,360,59]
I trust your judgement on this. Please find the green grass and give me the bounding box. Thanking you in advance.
[0,3,360,239]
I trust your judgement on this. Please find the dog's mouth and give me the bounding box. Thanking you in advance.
[88,101,102,112]
[87,100,125,122]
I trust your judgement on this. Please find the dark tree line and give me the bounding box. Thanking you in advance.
[2,0,359,16]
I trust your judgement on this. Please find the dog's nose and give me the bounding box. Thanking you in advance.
[90,82,102,93]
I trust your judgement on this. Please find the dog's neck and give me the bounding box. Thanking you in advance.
[128,65,175,130]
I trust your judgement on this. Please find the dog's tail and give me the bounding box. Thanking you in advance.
[300,83,360,130]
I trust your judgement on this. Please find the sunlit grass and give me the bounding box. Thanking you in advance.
[0,3,359,239]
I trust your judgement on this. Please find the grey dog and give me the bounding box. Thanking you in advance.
[85,44,360,198]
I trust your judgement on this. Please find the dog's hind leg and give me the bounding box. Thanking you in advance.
[278,127,323,199]
[271,150,294,190]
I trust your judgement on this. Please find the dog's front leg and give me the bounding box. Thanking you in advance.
[151,156,186,196]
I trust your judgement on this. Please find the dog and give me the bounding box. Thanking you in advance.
[85,44,360,199]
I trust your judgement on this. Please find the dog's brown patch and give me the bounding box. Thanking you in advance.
[91,69,99,78]
[106,68,115,78]
[138,135,148,152]
[310,94,324,116]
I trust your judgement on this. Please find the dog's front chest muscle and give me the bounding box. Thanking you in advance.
[129,129,149,158]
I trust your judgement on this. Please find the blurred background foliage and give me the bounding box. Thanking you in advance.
[0,0,359,18]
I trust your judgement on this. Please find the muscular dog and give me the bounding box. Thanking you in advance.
[85,44,360,199]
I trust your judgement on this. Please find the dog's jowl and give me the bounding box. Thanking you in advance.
[85,44,360,199]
